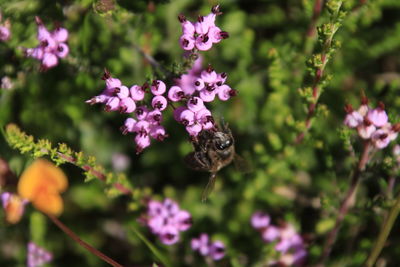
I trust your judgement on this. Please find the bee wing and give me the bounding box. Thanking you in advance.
[201,172,217,202]
[184,152,209,171]
[234,153,252,173]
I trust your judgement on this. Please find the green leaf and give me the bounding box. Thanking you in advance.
[130,224,172,267]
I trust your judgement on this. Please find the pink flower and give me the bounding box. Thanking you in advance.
[262,225,280,242]
[191,233,225,261]
[27,242,52,267]
[0,25,10,41]
[251,211,271,229]
[209,241,225,261]
[26,17,69,70]
[143,198,192,245]
[367,102,388,127]
[168,86,185,102]
[151,80,166,95]
[178,5,228,51]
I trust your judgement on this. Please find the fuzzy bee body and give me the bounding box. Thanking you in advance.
[185,122,235,201]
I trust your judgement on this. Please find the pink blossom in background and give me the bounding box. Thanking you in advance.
[25,17,69,70]
[250,211,307,266]
[344,98,399,149]
[191,233,225,261]
[142,198,192,245]
[27,242,52,267]
[0,13,11,41]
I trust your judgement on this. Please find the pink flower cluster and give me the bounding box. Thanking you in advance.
[0,13,11,42]
[172,62,237,137]
[25,17,69,70]
[191,233,225,261]
[27,242,52,267]
[344,98,399,149]
[178,5,229,51]
[86,70,168,154]
[142,198,192,245]
[251,212,307,267]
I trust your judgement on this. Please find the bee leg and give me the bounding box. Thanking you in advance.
[194,151,211,170]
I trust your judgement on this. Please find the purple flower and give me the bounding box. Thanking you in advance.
[191,233,210,256]
[143,198,192,245]
[151,80,166,95]
[371,128,392,149]
[251,211,270,229]
[159,225,180,245]
[209,241,225,260]
[178,5,228,52]
[344,109,363,128]
[262,225,280,242]
[151,95,168,111]
[252,212,307,266]
[367,102,388,127]
[168,86,185,102]
[187,96,204,112]
[27,242,52,267]
[26,17,69,70]
[191,233,225,261]
[174,55,203,95]
[0,20,10,41]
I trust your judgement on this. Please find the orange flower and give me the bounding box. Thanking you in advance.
[17,159,68,216]
[1,192,27,224]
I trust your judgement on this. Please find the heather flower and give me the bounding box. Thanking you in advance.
[262,225,280,242]
[151,95,168,111]
[151,80,166,95]
[170,62,236,136]
[27,242,52,267]
[0,13,11,41]
[0,17,10,41]
[178,5,228,52]
[26,17,69,70]
[371,129,392,149]
[367,102,388,127]
[1,76,13,90]
[168,85,185,102]
[209,241,225,260]
[191,233,210,256]
[344,98,400,149]
[251,211,271,229]
[344,104,363,128]
[1,192,28,224]
[175,54,203,95]
[111,153,130,172]
[142,198,192,245]
[251,212,307,266]
[191,233,225,261]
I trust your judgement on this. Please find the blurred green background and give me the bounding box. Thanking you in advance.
[1,0,400,266]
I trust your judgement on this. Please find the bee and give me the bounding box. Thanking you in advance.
[184,120,235,201]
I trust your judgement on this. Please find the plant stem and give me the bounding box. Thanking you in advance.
[48,214,125,267]
[295,1,342,144]
[317,141,371,266]
[307,0,323,37]
[56,152,132,195]
[364,189,400,267]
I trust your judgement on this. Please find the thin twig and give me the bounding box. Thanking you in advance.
[55,151,132,195]
[317,141,371,266]
[306,0,324,38]
[295,1,342,144]
[47,214,125,267]
[364,188,400,266]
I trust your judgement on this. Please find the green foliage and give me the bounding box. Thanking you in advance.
[1,0,400,266]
